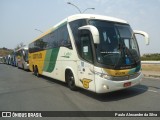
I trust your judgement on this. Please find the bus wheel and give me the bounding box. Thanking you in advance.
[34,66,40,77]
[66,70,77,91]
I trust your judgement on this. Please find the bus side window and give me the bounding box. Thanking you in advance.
[80,30,93,63]
[58,25,72,49]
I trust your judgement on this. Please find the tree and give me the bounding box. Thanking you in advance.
[15,42,25,50]
[3,47,7,50]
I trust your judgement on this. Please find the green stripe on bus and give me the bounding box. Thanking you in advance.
[43,48,60,73]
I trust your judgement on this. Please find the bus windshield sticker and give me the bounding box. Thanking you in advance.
[83,46,88,53]
[81,62,84,67]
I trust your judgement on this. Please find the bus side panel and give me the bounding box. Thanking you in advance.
[29,50,46,74]
[43,48,60,73]
[76,60,96,92]
[56,47,78,83]
[42,47,79,84]
[29,53,33,72]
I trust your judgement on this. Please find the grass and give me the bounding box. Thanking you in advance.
[141,64,160,71]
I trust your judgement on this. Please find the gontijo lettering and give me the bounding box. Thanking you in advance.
[33,53,42,59]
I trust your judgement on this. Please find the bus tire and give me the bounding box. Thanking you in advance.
[34,66,40,77]
[66,70,77,91]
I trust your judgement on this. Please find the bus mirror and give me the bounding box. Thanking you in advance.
[22,51,25,56]
[78,25,100,44]
[134,30,149,45]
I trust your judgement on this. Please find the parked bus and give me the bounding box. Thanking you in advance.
[0,57,3,64]
[3,56,7,64]
[6,54,11,65]
[10,51,16,66]
[15,46,29,70]
[29,14,149,93]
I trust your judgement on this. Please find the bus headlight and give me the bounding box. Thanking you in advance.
[103,84,109,90]
[103,85,107,89]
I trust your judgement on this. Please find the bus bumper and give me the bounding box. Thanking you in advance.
[95,72,143,93]
[24,63,29,70]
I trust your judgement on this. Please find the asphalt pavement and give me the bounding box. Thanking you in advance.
[0,64,160,120]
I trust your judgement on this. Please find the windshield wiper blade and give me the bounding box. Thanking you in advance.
[114,43,123,69]
[126,48,138,65]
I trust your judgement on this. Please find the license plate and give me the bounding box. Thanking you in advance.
[124,82,131,87]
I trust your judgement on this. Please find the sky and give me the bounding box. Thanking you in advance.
[0,0,160,55]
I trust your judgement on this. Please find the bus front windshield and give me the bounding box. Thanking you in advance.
[24,50,28,62]
[89,20,140,69]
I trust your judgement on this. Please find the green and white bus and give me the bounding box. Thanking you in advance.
[29,14,149,93]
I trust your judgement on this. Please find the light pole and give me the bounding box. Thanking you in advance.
[34,29,43,33]
[67,2,82,13]
[67,2,95,13]
[82,8,95,13]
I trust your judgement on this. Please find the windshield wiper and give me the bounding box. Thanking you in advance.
[125,47,138,65]
[114,43,123,69]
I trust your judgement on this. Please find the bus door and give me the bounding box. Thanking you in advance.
[77,30,96,92]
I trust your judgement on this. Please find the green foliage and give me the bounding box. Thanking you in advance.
[141,53,160,61]
[0,48,13,57]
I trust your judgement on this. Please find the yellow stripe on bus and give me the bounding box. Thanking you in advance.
[29,50,46,74]
[103,68,131,77]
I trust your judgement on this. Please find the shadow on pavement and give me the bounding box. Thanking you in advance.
[78,85,148,102]
[38,75,148,102]
[40,75,67,87]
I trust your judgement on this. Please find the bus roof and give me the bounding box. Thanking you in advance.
[31,14,128,43]
[16,46,28,52]
[67,14,128,23]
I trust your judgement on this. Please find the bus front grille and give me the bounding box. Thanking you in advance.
[110,72,141,81]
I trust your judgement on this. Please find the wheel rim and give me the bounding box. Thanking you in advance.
[67,72,75,88]
[68,76,74,87]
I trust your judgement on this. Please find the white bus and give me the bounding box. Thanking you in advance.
[16,46,29,70]
[6,54,11,65]
[0,57,4,64]
[29,14,149,93]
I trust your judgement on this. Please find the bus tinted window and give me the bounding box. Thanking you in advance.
[29,24,71,53]
[58,25,71,47]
